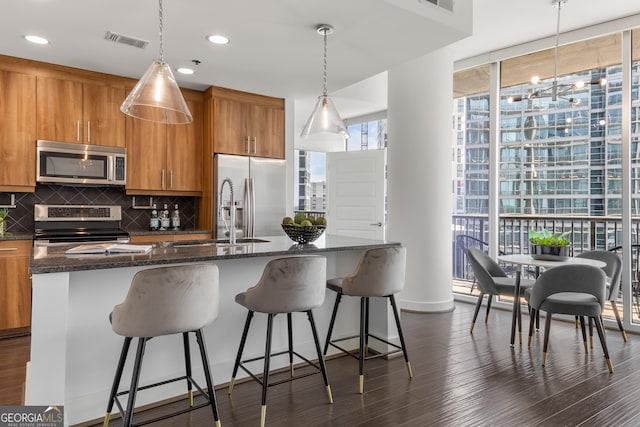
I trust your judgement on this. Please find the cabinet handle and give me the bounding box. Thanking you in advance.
[253,137,257,154]
[246,136,250,154]
[161,169,165,189]
[77,120,81,142]
[87,121,91,143]
[0,247,18,252]
[170,170,173,189]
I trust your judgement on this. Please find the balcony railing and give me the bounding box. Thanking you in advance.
[452,213,640,321]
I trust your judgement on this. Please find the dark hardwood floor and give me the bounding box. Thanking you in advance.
[3,302,640,426]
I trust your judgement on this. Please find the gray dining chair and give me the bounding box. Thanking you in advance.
[528,264,613,373]
[576,250,626,343]
[467,247,535,334]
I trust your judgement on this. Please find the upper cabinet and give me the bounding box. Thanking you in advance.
[36,76,125,147]
[0,70,36,192]
[126,92,203,196]
[209,86,284,159]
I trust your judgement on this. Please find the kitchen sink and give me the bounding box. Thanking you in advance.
[170,238,270,248]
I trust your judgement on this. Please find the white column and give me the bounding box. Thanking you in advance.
[387,47,454,312]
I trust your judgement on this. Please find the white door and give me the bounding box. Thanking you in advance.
[326,149,386,240]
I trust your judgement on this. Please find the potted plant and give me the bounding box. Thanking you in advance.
[0,208,8,234]
[529,228,571,260]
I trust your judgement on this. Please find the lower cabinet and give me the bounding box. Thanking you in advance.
[0,240,31,336]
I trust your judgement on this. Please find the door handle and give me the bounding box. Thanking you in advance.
[370,222,382,227]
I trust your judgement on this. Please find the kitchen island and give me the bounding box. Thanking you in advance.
[28,234,401,426]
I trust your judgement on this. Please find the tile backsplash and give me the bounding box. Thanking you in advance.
[1,186,197,233]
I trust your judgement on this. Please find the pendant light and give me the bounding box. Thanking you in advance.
[300,24,348,149]
[120,0,192,124]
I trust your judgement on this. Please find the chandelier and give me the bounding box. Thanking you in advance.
[507,0,606,105]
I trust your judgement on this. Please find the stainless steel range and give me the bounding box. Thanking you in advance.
[33,204,130,246]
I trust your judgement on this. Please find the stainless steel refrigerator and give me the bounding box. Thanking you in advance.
[214,154,286,239]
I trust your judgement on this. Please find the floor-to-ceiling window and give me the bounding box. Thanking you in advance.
[452,28,640,329]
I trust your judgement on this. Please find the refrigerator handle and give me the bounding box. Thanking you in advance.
[248,177,256,237]
[243,177,250,237]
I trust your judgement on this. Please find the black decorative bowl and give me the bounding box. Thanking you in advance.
[282,224,325,244]
[530,244,570,261]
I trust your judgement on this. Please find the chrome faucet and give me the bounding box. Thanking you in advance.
[219,177,236,245]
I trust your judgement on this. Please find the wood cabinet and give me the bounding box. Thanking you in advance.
[0,70,36,192]
[126,94,203,195]
[36,76,125,147]
[0,240,31,336]
[210,86,284,159]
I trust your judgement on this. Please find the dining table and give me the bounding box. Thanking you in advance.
[497,254,607,347]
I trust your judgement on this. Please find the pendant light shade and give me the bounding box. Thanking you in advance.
[300,94,348,140]
[120,0,192,124]
[300,24,348,149]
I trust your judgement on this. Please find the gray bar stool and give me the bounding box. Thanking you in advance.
[228,255,332,427]
[103,264,222,427]
[323,246,412,394]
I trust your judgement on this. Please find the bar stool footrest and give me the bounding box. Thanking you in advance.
[327,333,404,360]
[238,349,323,388]
[112,375,214,426]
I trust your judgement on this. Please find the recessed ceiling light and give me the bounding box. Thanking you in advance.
[177,67,195,75]
[24,35,49,45]
[206,34,229,45]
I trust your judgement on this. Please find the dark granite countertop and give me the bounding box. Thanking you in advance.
[30,234,401,274]
[127,229,211,236]
[0,232,33,241]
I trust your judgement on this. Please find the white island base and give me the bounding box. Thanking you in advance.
[27,246,400,426]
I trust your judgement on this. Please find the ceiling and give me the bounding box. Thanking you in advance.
[1,0,639,104]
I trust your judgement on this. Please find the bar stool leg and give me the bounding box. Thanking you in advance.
[229,310,254,394]
[306,310,333,404]
[103,337,132,427]
[389,295,412,379]
[261,314,275,427]
[123,337,147,427]
[195,329,222,427]
[287,313,294,376]
[183,332,193,406]
[323,293,342,356]
[364,297,370,356]
[359,297,366,394]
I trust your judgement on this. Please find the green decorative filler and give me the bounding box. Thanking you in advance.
[529,228,571,260]
[529,228,570,247]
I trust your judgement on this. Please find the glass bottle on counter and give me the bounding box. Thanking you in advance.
[149,204,159,231]
[171,204,180,230]
[160,204,170,230]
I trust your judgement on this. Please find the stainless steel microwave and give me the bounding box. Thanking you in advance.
[36,140,126,186]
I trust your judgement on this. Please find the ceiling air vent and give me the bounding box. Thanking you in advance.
[104,31,149,49]
[418,0,453,12]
